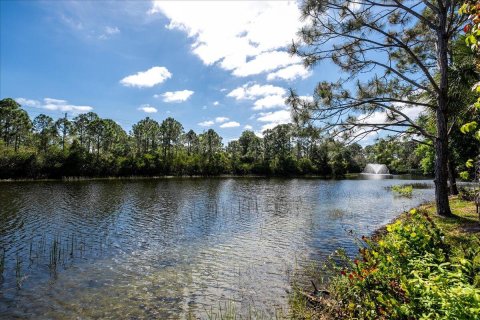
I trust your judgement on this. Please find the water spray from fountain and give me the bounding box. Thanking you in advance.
[361,164,392,177]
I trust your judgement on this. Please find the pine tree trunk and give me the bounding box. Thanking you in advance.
[447,158,459,195]
[434,13,453,217]
[434,123,452,216]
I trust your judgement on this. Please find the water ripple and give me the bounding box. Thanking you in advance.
[0,178,434,318]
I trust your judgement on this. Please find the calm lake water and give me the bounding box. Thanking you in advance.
[0,177,434,319]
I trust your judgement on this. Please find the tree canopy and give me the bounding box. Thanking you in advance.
[0,98,381,179]
[289,0,469,216]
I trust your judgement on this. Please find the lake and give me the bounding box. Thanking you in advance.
[0,177,434,318]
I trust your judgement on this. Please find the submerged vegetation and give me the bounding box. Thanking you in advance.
[290,198,480,319]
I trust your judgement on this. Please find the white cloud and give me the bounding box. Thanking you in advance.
[227,83,286,100]
[44,98,67,104]
[120,66,172,88]
[257,109,291,131]
[402,105,425,120]
[244,124,253,130]
[267,64,311,81]
[215,116,229,123]
[138,104,158,113]
[198,120,214,127]
[105,26,120,35]
[351,103,425,144]
[60,14,84,31]
[253,95,286,110]
[254,131,265,138]
[298,95,314,102]
[161,90,194,102]
[220,121,240,128]
[232,51,301,77]
[357,104,424,125]
[99,26,120,39]
[16,97,93,112]
[349,2,363,11]
[228,83,291,111]
[16,98,40,107]
[149,1,304,77]
[213,101,220,106]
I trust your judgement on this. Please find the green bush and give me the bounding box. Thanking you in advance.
[458,186,479,201]
[324,209,480,319]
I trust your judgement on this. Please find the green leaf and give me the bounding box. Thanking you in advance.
[466,34,477,46]
[460,122,478,134]
[460,171,469,180]
[466,159,474,168]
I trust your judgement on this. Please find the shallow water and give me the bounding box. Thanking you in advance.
[0,177,434,318]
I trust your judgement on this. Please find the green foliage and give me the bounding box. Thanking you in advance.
[461,121,478,134]
[458,186,480,201]
[0,98,374,178]
[460,171,471,180]
[316,208,480,319]
[365,137,421,174]
[391,185,413,197]
[459,1,480,51]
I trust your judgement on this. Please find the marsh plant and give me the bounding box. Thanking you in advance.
[15,253,22,288]
[0,248,5,278]
[390,185,414,197]
[407,183,434,189]
[202,301,284,320]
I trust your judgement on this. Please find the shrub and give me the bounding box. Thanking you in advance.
[322,209,480,319]
[459,186,479,201]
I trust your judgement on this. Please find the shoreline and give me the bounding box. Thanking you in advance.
[0,174,339,183]
[290,196,480,319]
[0,173,432,183]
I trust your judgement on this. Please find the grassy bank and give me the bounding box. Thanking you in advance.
[290,197,480,319]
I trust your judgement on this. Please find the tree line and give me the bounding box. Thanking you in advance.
[3,96,475,180]
[1,97,391,179]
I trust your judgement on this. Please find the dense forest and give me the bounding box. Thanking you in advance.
[0,97,431,179]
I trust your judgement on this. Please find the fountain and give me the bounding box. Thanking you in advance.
[361,163,392,178]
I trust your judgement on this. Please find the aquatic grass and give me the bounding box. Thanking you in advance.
[0,247,5,278]
[29,242,33,265]
[202,301,285,320]
[49,237,59,272]
[408,182,433,189]
[391,184,413,197]
[15,253,22,288]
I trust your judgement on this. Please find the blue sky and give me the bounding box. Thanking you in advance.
[1,0,346,142]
